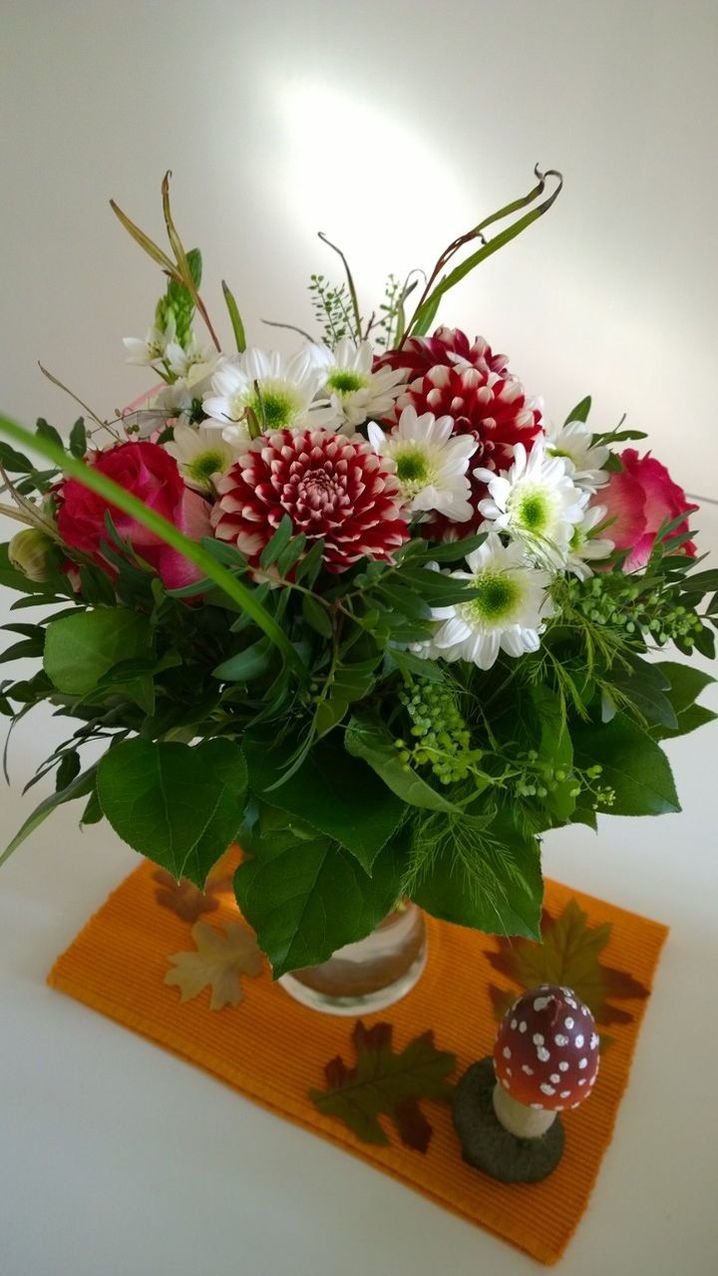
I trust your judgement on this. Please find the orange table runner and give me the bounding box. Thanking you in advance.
[48,857,667,1265]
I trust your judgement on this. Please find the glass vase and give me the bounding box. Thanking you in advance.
[279,903,428,1016]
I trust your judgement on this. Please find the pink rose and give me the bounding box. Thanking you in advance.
[597,448,698,572]
[56,441,211,590]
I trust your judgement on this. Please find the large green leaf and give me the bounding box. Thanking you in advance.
[650,660,716,741]
[411,810,543,939]
[245,737,404,873]
[573,712,680,816]
[234,830,403,978]
[97,737,247,885]
[346,714,461,813]
[44,609,153,695]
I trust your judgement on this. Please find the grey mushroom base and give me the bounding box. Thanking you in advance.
[452,1058,565,1184]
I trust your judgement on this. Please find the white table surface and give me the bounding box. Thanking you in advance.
[2,508,718,1276]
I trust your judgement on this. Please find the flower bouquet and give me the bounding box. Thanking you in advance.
[1,169,715,993]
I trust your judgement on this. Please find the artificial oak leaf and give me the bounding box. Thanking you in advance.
[485,897,649,1028]
[309,1020,456,1152]
[165,920,263,1010]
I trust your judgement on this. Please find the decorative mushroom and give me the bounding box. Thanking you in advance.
[452,983,600,1183]
[492,984,600,1138]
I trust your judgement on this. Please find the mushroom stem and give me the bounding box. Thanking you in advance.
[492,1083,557,1139]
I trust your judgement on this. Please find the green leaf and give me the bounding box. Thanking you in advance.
[610,656,678,729]
[68,418,87,458]
[650,661,716,740]
[527,684,576,823]
[565,395,592,424]
[573,712,680,816]
[55,749,81,791]
[259,515,294,570]
[0,764,98,866]
[234,828,403,977]
[96,737,248,885]
[44,609,153,695]
[245,737,404,873]
[301,593,333,637]
[411,809,543,939]
[346,715,461,813]
[213,638,273,682]
[0,441,34,472]
[415,532,487,564]
[35,418,65,451]
[221,280,247,353]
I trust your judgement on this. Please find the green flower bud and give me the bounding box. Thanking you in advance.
[8,528,56,583]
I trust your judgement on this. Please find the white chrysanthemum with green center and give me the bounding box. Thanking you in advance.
[203,347,335,434]
[424,534,554,670]
[309,338,405,429]
[566,504,615,580]
[165,332,218,383]
[476,442,587,568]
[164,423,246,493]
[545,418,610,492]
[368,406,476,520]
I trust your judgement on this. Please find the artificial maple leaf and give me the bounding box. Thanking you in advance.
[486,897,650,1028]
[165,920,263,1010]
[309,1020,456,1152]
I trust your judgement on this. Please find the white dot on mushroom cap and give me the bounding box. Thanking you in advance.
[533,996,551,1011]
[565,1017,574,1030]
[555,1105,564,1111]
[539,1083,556,1096]
[571,1101,581,1109]
[560,1090,571,1098]
[588,1074,597,1086]
[578,1079,586,1087]
[519,1021,527,1033]
[559,1061,569,1072]
[530,1103,544,1110]
[575,1034,585,1048]
[502,1046,512,1059]
[537,1047,551,1063]
[501,1077,510,1089]
[555,1034,569,1047]
[506,1067,512,1077]
[532,1033,544,1046]
[550,1074,560,1084]
[510,1019,517,1030]
[578,1058,588,1069]
[522,1065,534,1075]
[591,1033,600,1049]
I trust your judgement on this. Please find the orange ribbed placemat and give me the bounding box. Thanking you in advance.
[48,858,667,1265]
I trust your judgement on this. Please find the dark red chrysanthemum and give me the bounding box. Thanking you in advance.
[376,326,510,379]
[212,428,409,573]
[386,363,544,538]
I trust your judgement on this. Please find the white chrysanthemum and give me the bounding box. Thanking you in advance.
[545,418,609,492]
[368,407,476,521]
[476,443,587,568]
[151,355,218,423]
[202,347,334,433]
[123,314,176,367]
[163,423,247,493]
[566,505,615,580]
[424,534,553,670]
[309,338,405,428]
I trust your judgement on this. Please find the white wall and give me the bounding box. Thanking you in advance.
[2,0,717,497]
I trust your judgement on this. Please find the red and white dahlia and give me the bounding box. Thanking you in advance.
[377,326,510,379]
[212,428,409,573]
[385,361,543,537]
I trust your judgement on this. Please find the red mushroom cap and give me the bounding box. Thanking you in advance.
[493,984,600,1112]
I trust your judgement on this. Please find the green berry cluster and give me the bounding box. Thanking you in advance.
[563,574,703,647]
[395,681,482,785]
